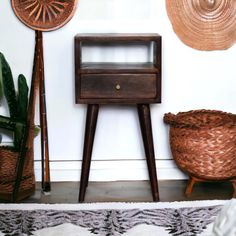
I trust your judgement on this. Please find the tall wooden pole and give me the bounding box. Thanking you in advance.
[37,31,51,193]
[13,31,40,201]
[13,31,51,201]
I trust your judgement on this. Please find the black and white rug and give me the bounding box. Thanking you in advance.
[0,200,226,236]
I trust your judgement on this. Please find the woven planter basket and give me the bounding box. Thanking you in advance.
[164,110,236,181]
[0,126,35,201]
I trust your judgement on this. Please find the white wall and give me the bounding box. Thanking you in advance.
[0,0,235,181]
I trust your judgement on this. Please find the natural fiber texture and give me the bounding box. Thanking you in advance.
[0,125,35,199]
[164,110,236,180]
[0,201,226,236]
[166,0,236,51]
[11,0,78,31]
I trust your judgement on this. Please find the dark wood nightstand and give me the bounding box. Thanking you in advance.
[75,33,161,202]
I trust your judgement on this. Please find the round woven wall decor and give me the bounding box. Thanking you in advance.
[11,0,78,31]
[166,0,236,51]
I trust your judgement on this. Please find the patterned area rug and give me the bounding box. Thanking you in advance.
[0,200,227,236]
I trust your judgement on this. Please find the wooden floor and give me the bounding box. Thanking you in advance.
[20,180,234,203]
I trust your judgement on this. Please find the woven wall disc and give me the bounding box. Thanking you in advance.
[166,0,236,51]
[11,0,78,31]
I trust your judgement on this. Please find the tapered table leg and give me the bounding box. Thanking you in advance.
[137,104,159,201]
[79,104,99,202]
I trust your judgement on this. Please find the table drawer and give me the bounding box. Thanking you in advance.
[80,74,157,99]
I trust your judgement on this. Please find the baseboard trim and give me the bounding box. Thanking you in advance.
[34,159,187,181]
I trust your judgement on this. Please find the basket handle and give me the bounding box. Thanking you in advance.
[163,113,177,125]
[163,112,196,128]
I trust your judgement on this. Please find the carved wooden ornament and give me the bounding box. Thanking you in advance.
[11,0,78,31]
[166,0,236,51]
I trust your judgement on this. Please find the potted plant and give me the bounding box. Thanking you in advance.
[0,52,39,201]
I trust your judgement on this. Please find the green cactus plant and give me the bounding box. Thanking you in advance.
[0,115,15,129]
[0,52,37,151]
[0,52,18,120]
[17,74,29,122]
[0,54,3,104]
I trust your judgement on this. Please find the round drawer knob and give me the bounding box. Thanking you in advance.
[115,84,121,90]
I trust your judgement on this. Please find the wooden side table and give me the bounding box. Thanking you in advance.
[75,34,162,202]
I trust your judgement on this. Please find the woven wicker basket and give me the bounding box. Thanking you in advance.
[0,126,35,201]
[164,110,236,183]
